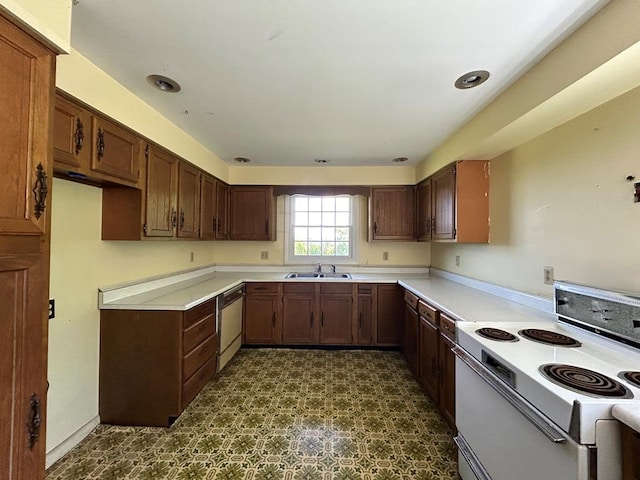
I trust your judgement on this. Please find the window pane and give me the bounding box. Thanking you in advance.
[309,212,322,226]
[295,196,308,211]
[309,242,322,255]
[294,227,308,241]
[322,228,335,241]
[294,212,308,226]
[308,227,321,241]
[308,197,322,211]
[335,197,350,211]
[336,242,349,256]
[322,197,335,211]
[322,212,335,226]
[335,212,350,226]
[322,242,335,255]
[294,242,308,255]
[335,227,349,241]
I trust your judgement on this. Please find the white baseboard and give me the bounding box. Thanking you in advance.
[46,415,100,469]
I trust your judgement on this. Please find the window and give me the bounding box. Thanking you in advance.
[285,195,357,264]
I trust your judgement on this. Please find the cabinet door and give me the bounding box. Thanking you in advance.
[91,115,141,184]
[53,94,91,170]
[319,294,353,344]
[432,165,456,240]
[177,162,201,238]
[438,334,456,429]
[145,146,178,237]
[199,174,216,240]
[357,294,373,345]
[370,186,415,240]
[416,179,432,241]
[375,284,402,346]
[229,186,275,240]
[419,317,439,402]
[282,293,317,344]
[215,181,229,240]
[0,17,54,237]
[0,254,48,480]
[403,304,419,375]
[244,294,280,344]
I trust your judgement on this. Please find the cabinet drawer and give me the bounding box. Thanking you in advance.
[418,300,438,326]
[320,283,352,294]
[440,313,456,341]
[184,299,216,330]
[283,283,315,294]
[182,355,216,410]
[245,282,278,294]
[183,314,216,352]
[357,284,372,294]
[183,335,217,381]
[404,289,419,309]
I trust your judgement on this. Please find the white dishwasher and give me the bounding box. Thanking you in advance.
[216,285,244,372]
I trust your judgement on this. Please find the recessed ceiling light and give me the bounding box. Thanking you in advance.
[314,159,329,164]
[146,74,181,93]
[454,70,490,89]
[234,157,251,164]
[392,157,409,163]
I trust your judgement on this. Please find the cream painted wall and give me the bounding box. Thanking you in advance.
[229,165,415,185]
[47,179,217,452]
[431,85,640,297]
[0,0,71,52]
[212,195,430,267]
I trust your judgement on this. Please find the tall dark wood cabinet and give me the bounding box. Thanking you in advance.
[0,12,55,480]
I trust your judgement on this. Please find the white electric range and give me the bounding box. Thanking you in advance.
[454,281,640,480]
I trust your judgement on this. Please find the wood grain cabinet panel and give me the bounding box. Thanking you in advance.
[375,284,403,346]
[369,186,415,241]
[53,94,90,171]
[282,284,318,344]
[432,166,456,240]
[0,13,55,480]
[199,174,217,240]
[244,283,282,345]
[229,186,275,241]
[319,284,354,345]
[416,179,432,242]
[144,145,178,237]
[215,180,230,240]
[403,297,420,375]
[91,115,142,184]
[356,284,374,345]
[177,162,201,238]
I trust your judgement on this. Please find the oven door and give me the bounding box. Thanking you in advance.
[454,346,591,480]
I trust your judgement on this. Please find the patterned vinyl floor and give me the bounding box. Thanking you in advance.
[46,349,459,480]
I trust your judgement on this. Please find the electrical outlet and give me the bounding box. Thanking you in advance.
[382,251,389,261]
[455,255,461,267]
[260,251,269,260]
[543,266,554,285]
[190,252,194,262]
[48,299,55,319]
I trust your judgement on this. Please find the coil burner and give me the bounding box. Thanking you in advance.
[540,364,633,398]
[476,328,519,342]
[519,329,581,347]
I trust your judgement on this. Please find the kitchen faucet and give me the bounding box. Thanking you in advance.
[331,265,336,273]
[316,263,322,273]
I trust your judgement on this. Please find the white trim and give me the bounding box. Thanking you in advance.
[429,268,554,314]
[46,415,100,469]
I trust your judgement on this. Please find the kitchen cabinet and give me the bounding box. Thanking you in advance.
[0,12,55,479]
[243,283,282,344]
[53,94,90,172]
[282,283,318,344]
[376,284,403,346]
[319,283,354,345]
[418,301,439,401]
[621,423,640,480]
[91,114,142,184]
[369,186,415,240]
[99,299,218,427]
[402,290,420,375]
[144,145,178,237]
[356,284,374,345]
[438,313,456,429]
[199,173,216,240]
[177,162,201,238]
[416,178,432,241]
[215,180,230,240]
[431,160,490,243]
[229,185,275,241]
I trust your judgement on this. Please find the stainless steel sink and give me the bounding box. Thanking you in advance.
[285,272,351,279]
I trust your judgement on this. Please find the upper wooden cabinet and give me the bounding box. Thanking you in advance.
[53,95,91,171]
[229,186,275,241]
[369,186,415,241]
[215,180,230,240]
[0,12,55,480]
[177,162,201,238]
[199,174,216,240]
[91,115,142,184]
[144,145,178,238]
[422,160,490,243]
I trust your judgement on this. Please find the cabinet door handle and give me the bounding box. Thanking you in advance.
[425,218,431,233]
[373,222,378,235]
[96,127,105,160]
[74,118,84,155]
[26,393,41,450]
[321,312,324,327]
[431,217,436,233]
[265,219,269,234]
[32,163,48,220]
[180,210,185,229]
[171,208,177,228]
[272,312,276,327]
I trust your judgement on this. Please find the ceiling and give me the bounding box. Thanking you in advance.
[70,1,608,167]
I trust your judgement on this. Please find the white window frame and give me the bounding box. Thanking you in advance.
[284,194,358,266]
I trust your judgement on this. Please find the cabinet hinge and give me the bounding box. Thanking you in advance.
[145,144,149,161]
[143,223,148,235]
[452,165,457,175]
[452,227,457,237]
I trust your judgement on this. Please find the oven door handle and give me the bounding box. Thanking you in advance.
[453,345,568,444]
[454,435,494,480]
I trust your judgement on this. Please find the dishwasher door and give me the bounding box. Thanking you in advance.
[217,285,244,372]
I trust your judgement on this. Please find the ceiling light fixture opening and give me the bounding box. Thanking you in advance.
[392,157,409,163]
[234,157,251,164]
[455,70,490,89]
[314,159,328,164]
[146,74,181,93]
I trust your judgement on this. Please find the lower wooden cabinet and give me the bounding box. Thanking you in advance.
[438,317,456,428]
[621,423,640,480]
[99,299,217,427]
[282,283,318,344]
[243,283,281,344]
[376,284,403,346]
[418,301,439,401]
[319,283,354,345]
[356,284,374,345]
[402,290,420,375]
